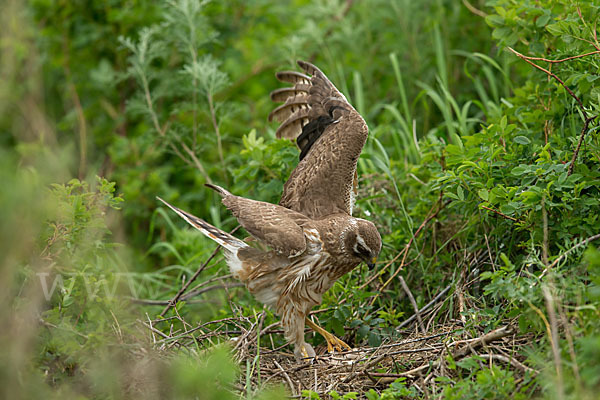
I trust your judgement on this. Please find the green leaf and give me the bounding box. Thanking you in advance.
[485,14,505,28]
[478,189,489,201]
[331,317,345,337]
[368,331,381,347]
[546,23,564,36]
[513,136,531,145]
[500,115,507,131]
[457,185,465,201]
[511,165,530,176]
[536,14,551,27]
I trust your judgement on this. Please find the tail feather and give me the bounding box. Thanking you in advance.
[204,183,232,198]
[156,197,246,253]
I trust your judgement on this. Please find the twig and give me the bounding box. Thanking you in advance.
[186,273,234,293]
[507,47,598,175]
[481,205,520,223]
[130,283,243,305]
[478,354,538,375]
[397,285,452,330]
[341,352,388,384]
[40,317,89,339]
[140,65,212,183]
[507,47,584,110]
[511,50,600,64]
[207,92,226,181]
[385,345,442,357]
[159,246,221,317]
[233,311,265,354]
[568,115,597,176]
[180,141,213,184]
[182,282,244,300]
[262,363,313,385]
[274,360,296,396]
[451,325,514,358]
[556,301,581,384]
[141,320,169,340]
[380,325,515,383]
[483,233,495,269]
[542,196,549,265]
[399,276,425,333]
[462,0,487,17]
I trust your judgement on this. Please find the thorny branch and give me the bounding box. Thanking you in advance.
[507,47,598,176]
[481,205,521,223]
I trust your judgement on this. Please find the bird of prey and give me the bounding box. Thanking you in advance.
[158,61,381,360]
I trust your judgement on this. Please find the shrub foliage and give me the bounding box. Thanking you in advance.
[2,0,600,398]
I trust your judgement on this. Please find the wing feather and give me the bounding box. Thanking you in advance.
[268,96,310,124]
[206,184,312,257]
[270,86,310,102]
[276,109,310,140]
[269,60,369,217]
[275,70,311,84]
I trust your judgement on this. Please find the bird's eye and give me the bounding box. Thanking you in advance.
[354,244,368,257]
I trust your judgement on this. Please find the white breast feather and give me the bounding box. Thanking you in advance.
[224,249,244,279]
[290,260,313,290]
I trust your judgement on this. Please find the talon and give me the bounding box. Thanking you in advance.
[326,338,334,353]
[326,333,351,352]
[305,317,352,354]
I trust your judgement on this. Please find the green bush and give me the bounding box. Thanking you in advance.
[3,0,600,398]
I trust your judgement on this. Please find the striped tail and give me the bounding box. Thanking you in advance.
[156,197,247,253]
[204,183,232,198]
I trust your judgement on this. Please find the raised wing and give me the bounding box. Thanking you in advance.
[206,184,312,257]
[269,61,368,218]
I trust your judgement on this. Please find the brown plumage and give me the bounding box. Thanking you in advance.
[271,60,366,218]
[159,61,381,360]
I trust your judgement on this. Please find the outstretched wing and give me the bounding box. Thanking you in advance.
[206,184,312,257]
[269,60,368,218]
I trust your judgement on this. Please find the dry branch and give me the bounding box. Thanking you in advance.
[159,245,221,316]
[399,276,425,333]
[378,325,515,384]
[397,285,452,330]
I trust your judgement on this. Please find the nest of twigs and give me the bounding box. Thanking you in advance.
[145,309,536,398]
[140,246,538,397]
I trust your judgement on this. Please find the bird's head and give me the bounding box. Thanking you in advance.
[346,219,382,269]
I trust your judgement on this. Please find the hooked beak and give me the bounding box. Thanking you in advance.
[366,256,377,270]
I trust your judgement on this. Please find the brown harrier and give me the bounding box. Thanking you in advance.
[158,61,381,360]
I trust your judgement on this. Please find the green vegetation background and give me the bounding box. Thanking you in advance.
[2,0,600,398]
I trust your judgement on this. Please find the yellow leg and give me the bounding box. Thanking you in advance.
[301,346,309,358]
[305,317,352,353]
